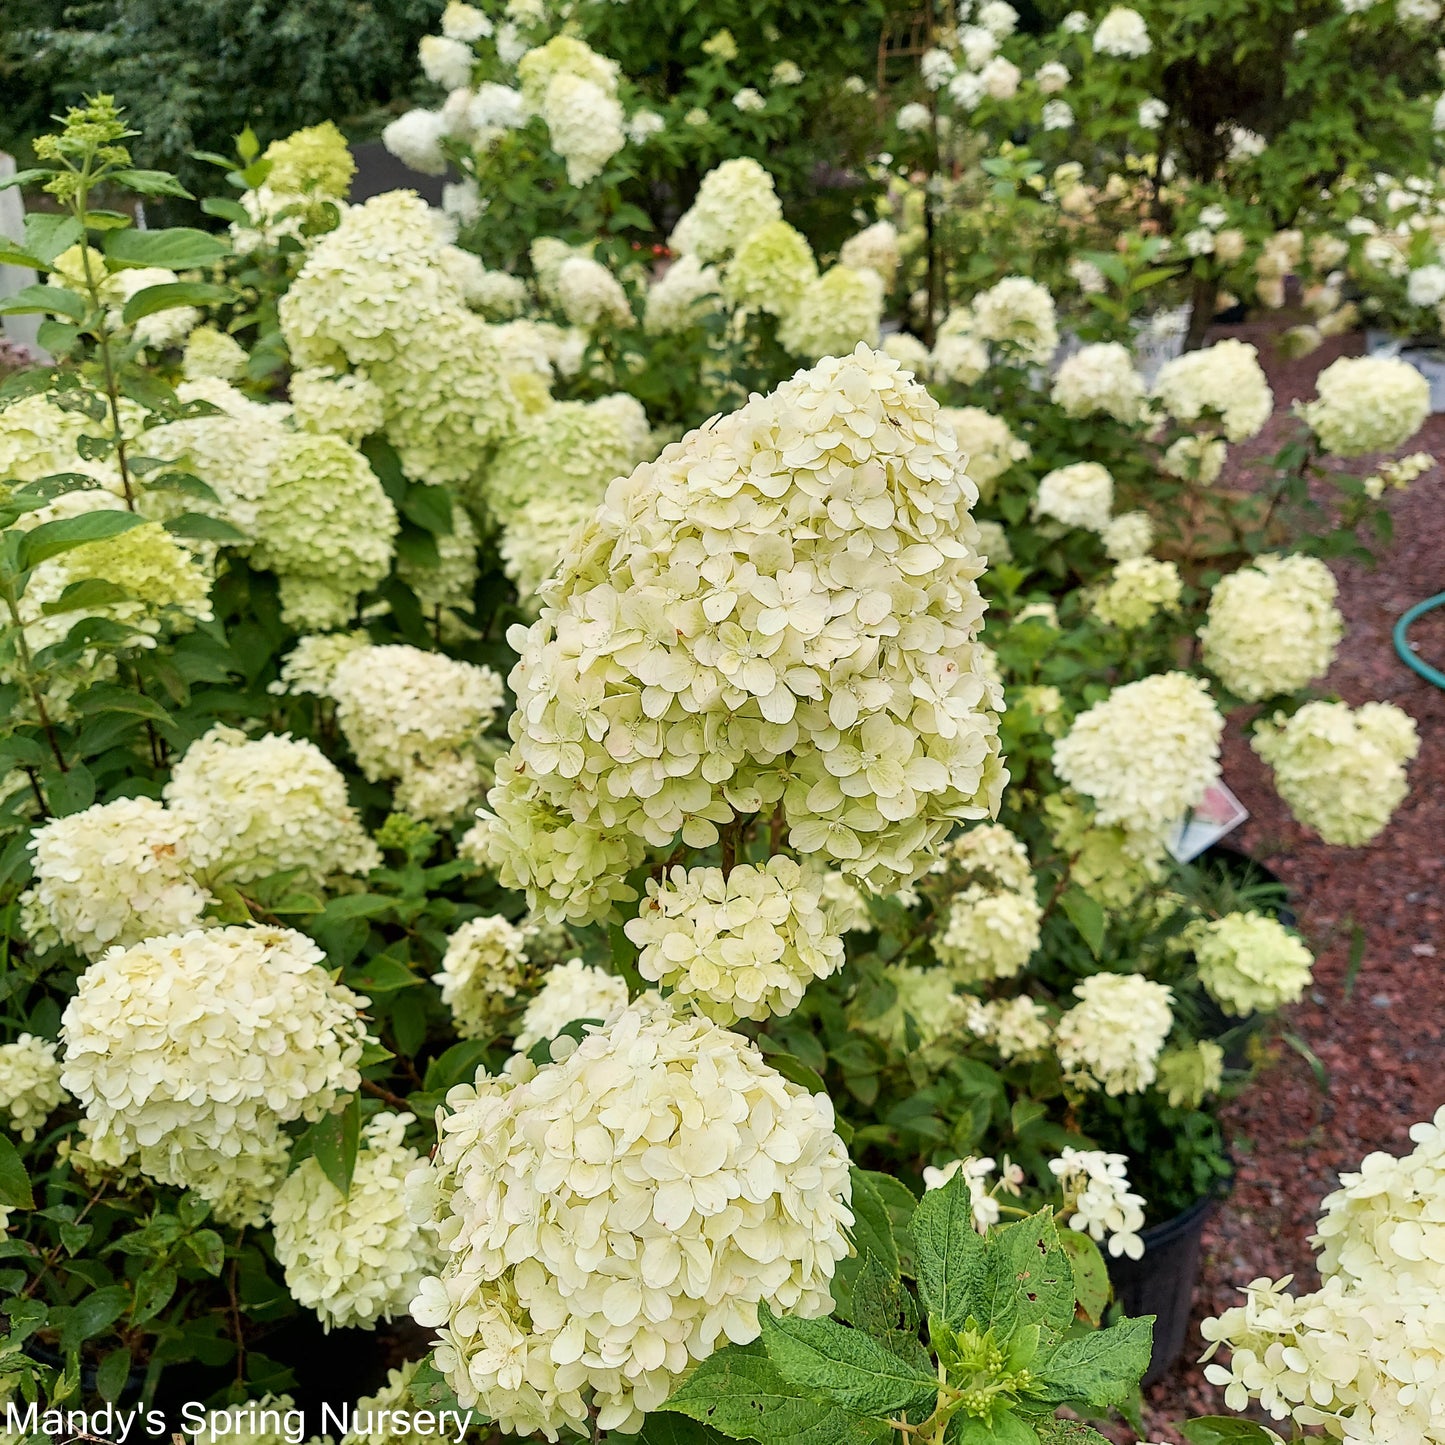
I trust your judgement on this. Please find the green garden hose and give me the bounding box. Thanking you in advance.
[1394,592,1445,690]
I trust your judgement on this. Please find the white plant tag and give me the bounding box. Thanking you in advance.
[1165,781,1249,864]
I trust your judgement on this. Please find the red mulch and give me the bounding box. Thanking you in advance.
[1116,322,1445,1441]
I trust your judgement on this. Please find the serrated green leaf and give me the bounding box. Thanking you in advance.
[1027,1316,1152,1408]
[662,1339,889,1445]
[41,577,130,614]
[121,281,234,324]
[24,213,84,265]
[983,1211,1074,1342]
[947,1412,1038,1445]
[637,1417,730,1445]
[18,508,146,570]
[57,1285,129,1352]
[110,169,194,199]
[911,1169,987,1327]
[758,1304,937,1417]
[833,1169,900,1320]
[1057,1230,1110,1326]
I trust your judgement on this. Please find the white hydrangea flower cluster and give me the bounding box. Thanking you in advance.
[777,266,885,359]
[270,630,369,697]
[1055,973,1175,1095]
[1162,433,1228,486]
[1049,1148,1147,1259]
[1033,461,1114,533]
[1297,354,1431,457]
[1100,510,1155,560]
[970,276,1059,363]
[1153,339,1274,442]
[669,158,783,262]
[433,915,530,1038]
[1190,911,1314,1017]
[1093,6,1151,55]
[922,1155,1011,1233]
[967,995,1053,1061]
[320,643,505,825]
[0,1034,66,1141]
[1252,699,1418,846]
[1091,557,1183,630]
[272,1112,438,1330]
[1053,673,1223,853]
[549,255,634,329]
[931,824,1041,984]
[516,36,626,187]
[937,406,1031,501]
[409,996,854,1438]
[513,958,629,1052]
[288,368,387,443]
[278,192,526,490]
[838,220,902,286]
[182,325,247,382]
[60,925,371,1225]
[930,329,990,386]
[1201,1108,1445,1440]
[722,221,818,317]
[10,489,213,657]
[1050,342,1148,423]
[21,797,212,960]
[163,725,379,886]
[644,255,722,334]
[625,857,845,1023]
[470,348,1004,924]
[1200,553,1343,701]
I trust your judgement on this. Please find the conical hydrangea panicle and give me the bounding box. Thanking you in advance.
[468,345,1006,923]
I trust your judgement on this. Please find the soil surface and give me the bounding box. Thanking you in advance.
[1120,322,1445,1441]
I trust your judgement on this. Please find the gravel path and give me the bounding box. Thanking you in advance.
[1131,323,1445,1439]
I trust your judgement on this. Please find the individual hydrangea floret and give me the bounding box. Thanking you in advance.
[1033,461,1114,533]
[0,1034,67,1141]
[22,797,212,960]
[409,996,853,1438]
[471,348,1005,922]
[1055,973,1174,1096]
[272,1111,438,1330]
[512,958,629,1053]
[1252,700,1418,846]
[1052,673,1223,851]
[1298,355,1430,457]
[1153,339,1273,442]
[60,925,371,1225]
[625,857,846,1023]
[1191,911,1314,1016]
[433,916,530,1039]
[163,725,379,886]
[1200,553,1342,701]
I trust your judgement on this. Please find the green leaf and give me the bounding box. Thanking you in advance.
[18,509,146,569]
[1028,1316,1153,1408]
[948,1413,1037,1445]
[0,239,43,270]
[348,956,422,995]
[1060,889,1106,959]
[1033,1423,1114,1445]
[638,1417,730,1445]
[110,169,194,199]
[316,893,395,926]
[758,1304,938,1417]
[662,1339,889,1445]
[163,512,248,544]
[24,213,84,265]
[0,283,85,319]
[982,1211,1074,1341]
[121,281,235,324]
[0,1134,35,1209]
[131,1264,179,1325]
[183,1228,226,1276]
[104,227,231,270]
[201,196,252,226]
[75,683,173,724]
[833,1169,900,1320]
[423,1040,492,1092]
[1057,1230,1110,1326]
[306,1095,360,1197]
[1181,1420,1286,1445]
[401,483,454,536]
[41,577,130,614]
[407,1357,465,1416]
[57,1285,129,1352]
[95,1346,133,1403]
[911,1169,987,1327]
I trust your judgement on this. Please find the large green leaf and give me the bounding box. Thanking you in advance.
[1181,1420,1286,1445]
[121,281,234,324]
[0,283,85,320]
[1028,1317,1153,1409]
[981,1211,1074,1341]
[1057,1229,1110,1326]
[0,1133,34,1209]
[662,1340,889,1445]
[292,1095,360,1197]
[910,1170,987,1327]
[17,509,146,570]
[23,213,84,265]
[758,1305,938,1417]
[104,227,231,270]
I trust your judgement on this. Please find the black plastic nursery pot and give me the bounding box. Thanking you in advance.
[1107,1189,1223,1385]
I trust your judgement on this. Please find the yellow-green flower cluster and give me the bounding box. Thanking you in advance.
[1298,354,1431,457]
[1191,911,1314,1016]
[938,407,1030,501]
[722,221,818,316]
[777,265,885,359]
[1153,338,1273,442]
[433,915,530,1038]
[1090,557,1183,630]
